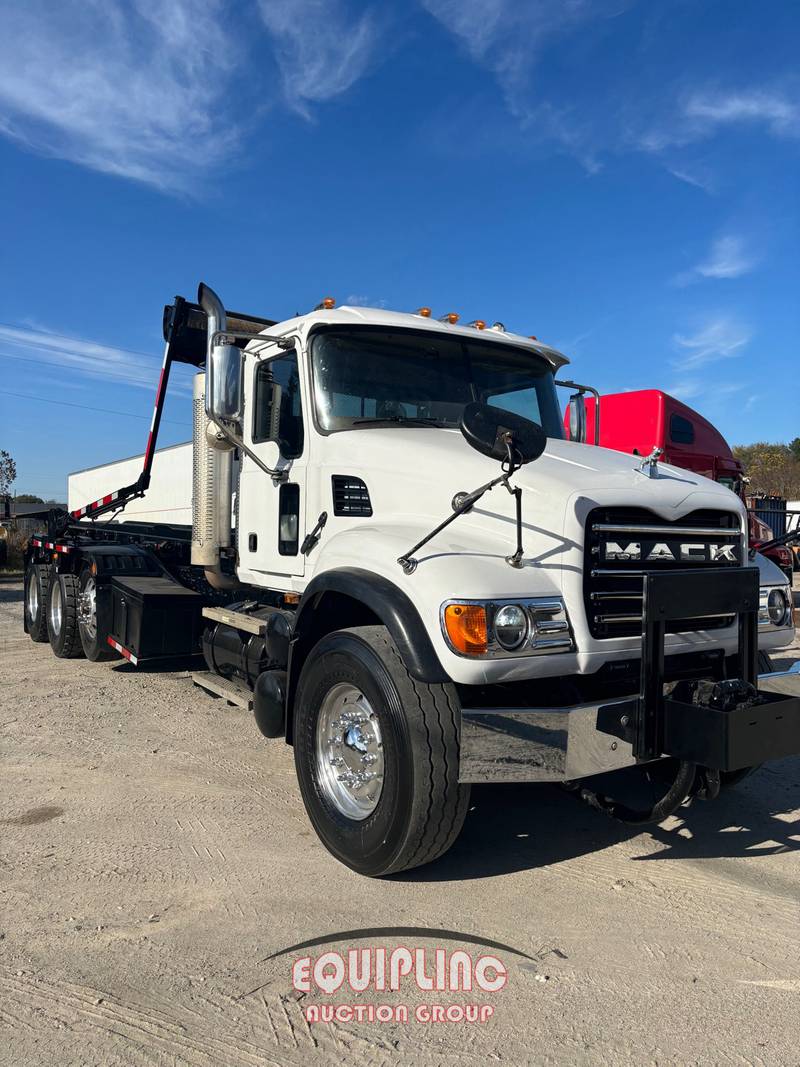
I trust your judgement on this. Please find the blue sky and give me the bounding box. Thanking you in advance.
[0,0,797,500]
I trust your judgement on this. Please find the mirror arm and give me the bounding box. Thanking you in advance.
[210,420,288,481]
[505,483,524,568]
[555,379,601,445]
[397,473,506,574]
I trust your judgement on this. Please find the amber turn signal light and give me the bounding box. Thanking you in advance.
[443,604,488,655]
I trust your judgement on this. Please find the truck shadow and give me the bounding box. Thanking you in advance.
[0,582,23,604]
[395,759,800,881]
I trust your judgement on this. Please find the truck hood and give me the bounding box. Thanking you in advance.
[314,427,744,529]
[309,427,762,687]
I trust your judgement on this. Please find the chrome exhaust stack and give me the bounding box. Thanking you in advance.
[194,283,240,589]
[191,373,237,589]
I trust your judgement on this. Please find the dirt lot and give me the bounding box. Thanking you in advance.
[1,576,799,1066]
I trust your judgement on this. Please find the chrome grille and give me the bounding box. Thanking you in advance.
[584,508,743,639]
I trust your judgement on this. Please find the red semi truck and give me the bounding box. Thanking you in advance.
[563,389,794,582]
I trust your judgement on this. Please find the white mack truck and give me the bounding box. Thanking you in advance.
[24,285,800,876]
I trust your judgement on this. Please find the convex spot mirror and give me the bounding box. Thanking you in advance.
[460,402,547,465]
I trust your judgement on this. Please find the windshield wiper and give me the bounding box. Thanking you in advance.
[351,416,445,427]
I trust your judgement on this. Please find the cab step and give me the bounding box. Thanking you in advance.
[192,671,253,710]
[202,606,266,636]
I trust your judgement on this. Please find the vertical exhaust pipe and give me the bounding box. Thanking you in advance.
[194,283,239,589]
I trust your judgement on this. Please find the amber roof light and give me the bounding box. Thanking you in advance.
[314,296,336,310]
[415,306,432,317]
[439,312,459,324]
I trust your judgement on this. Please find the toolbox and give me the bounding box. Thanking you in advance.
[109,575,204,661]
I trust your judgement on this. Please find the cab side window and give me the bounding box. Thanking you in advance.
[253,351,304,458]
[670,414,694,445]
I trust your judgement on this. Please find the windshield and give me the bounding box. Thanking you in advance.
[310,327,565,437]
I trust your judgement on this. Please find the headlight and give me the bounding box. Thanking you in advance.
[441,597,574,657]
[759,586,792,628]
[768,588,789,625]
[493,604,529,650]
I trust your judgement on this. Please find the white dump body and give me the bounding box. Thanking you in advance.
[68,442,193,526]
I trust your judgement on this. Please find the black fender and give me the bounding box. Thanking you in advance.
[285,567,448,741]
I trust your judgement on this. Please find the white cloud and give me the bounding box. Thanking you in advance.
[666,380,703,401]
[257,0,383,117]
[639,86,800,154]
[674,234,758,286]
[684,89,799,137]
[0,0,241,191]
[0,0,386,189]
[666,164,715,193]
[418,0,629,125]
[0,323,166,390]
[672,316,752,369]
[695,235,756,279]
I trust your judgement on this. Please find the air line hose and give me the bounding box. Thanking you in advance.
[567,760,698,825]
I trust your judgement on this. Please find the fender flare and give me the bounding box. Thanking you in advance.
[285,567,448,740]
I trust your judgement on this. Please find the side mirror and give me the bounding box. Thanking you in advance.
[460,402,546,465]
[207,339,243,426]
[199,282,243,429]
[568,392,586,443]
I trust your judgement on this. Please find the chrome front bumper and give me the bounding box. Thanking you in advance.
[458,662,800,784]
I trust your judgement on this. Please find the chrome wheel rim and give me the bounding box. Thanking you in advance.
[49,580,63,638]
[315,683,384,820]
[27,572,39,620]
[77,575,97,640]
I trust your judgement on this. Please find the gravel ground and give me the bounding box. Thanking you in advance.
[1,576,799,1066]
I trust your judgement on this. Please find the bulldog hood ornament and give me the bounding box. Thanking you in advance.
[637,446,664,478]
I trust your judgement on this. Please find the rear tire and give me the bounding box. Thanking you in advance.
[47,572,85,658]
[24,563,51,642]
[293,625,470,877]
[77,567,118,661]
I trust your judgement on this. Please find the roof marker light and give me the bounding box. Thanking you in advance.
[439,312,459,324]
[529,335,538,341]
[489,322,505,332]
[315,296,336,310]
[416,306,432,317]
[467,319,486,330]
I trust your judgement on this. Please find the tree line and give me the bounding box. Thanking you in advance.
[733,439,800,499]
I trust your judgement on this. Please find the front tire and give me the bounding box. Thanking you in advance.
[47,572,85,658]
[293,625,470,877]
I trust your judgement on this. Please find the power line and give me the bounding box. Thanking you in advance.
[0,389,189,426]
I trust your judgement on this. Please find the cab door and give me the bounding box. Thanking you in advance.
[237,342,307,583]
